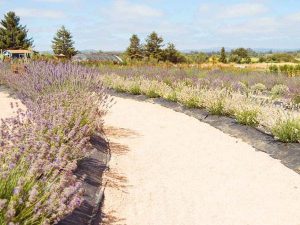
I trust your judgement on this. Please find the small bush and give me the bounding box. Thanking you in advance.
[208,99,225,115]
[271,84,289,97]
[182,96,200,108]
[292,95,300,105]
[114,83,127,93]
[176,86,202,108]
[164,91,177,102]
[251,83,266,93]
[128,83,141,95]
[145,89,160,98]
[272,118,300,143]
[141,80,161,98]
[235,109,259,126]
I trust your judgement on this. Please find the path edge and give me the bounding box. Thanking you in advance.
[108,90,300,175]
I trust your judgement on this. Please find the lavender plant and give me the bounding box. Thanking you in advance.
[0,62,110,224]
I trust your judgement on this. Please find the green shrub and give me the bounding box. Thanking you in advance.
[235,109,259,126]
[251,83,266,93]
[114,84,127,93]
[182,96,200,108]
[269,65,279,74]
[271,84,289,97]
[208,99,225,115]
[128,83,141,95]
[144,89,160,98]
[272,118,300,143]
[292,95,300,105]
[164,91,177,102]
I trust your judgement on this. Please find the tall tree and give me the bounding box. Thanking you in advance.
[144,32,164,60]
[230,48,251,64]
[0,11,33,50]
[219,47,227,63]
[52,26,77,58]
[231,48,249,59]
[126,34,143,60]
[163,43,185,63]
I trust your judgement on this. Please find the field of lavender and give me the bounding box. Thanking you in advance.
[100,65,300,143]
[0,62,109,224]
[0,62,299,224]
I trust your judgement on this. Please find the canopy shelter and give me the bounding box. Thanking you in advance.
[72,52,123,63]
[3,49,33,59]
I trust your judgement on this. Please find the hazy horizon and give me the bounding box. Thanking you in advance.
[1,0,300,51]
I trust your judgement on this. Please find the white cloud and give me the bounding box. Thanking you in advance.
[102,0,163,21]
[198,2,267,19]
[219,3,268,18]
[218,17,278,35]
[285,12,300,22]
[14,8,65,19]
[33,0,66,2]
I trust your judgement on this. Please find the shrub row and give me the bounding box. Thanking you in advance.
[269,64,300,77]
[102,74,300,143]
[0,62,109,224]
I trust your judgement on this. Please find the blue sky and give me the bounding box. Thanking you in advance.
[1,0,300,51]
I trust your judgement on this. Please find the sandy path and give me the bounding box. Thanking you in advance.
[0,86,23,119]
[102,96,300,225]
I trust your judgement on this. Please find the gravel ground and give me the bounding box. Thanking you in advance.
[102,96,300,225]
[0,86,23,120]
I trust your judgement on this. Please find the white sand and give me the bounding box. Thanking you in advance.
[103,96,300,225]
[0,87,23,120]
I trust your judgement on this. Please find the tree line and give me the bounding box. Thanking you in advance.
[125,33,186,63]
[0,11,76,58]
[1,11,300,64]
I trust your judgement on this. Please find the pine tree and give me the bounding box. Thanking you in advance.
[219,47,227,63]
[163,43,185,63]
[0,11,33,50]
[126,34,143,60]
[144,32,164,60]
[52,26,77,58]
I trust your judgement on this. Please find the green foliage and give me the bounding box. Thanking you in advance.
[269,65,279,74]
[269,53,297,63]
[235,109,259,126]
[186,52,209,64]
[271,84,289,97]
[126,34,143,60]
[244,57,251,64]
[0,11,33,50]
[165,91,177,102]
[258,56,266,63]
[219,47,227,63]
[208,99,225,115]
[128,83,142,95]
[162,43,186,63]
[231,48,249,58]
[229,48,251,64]
[251,83,266,93]
[144,32,164,61]
[272,118,300,143]
[292,95,300,105]
[229,54,242,64]
[144,89,160,98]
[101,70,300,143]
[52,26,77,58]
[269,64,300,77]
[180,95,200,108]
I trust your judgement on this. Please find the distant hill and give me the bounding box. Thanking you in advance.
[182,48,300,54]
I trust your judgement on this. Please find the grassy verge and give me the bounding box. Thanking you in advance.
[102,74,300,143]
